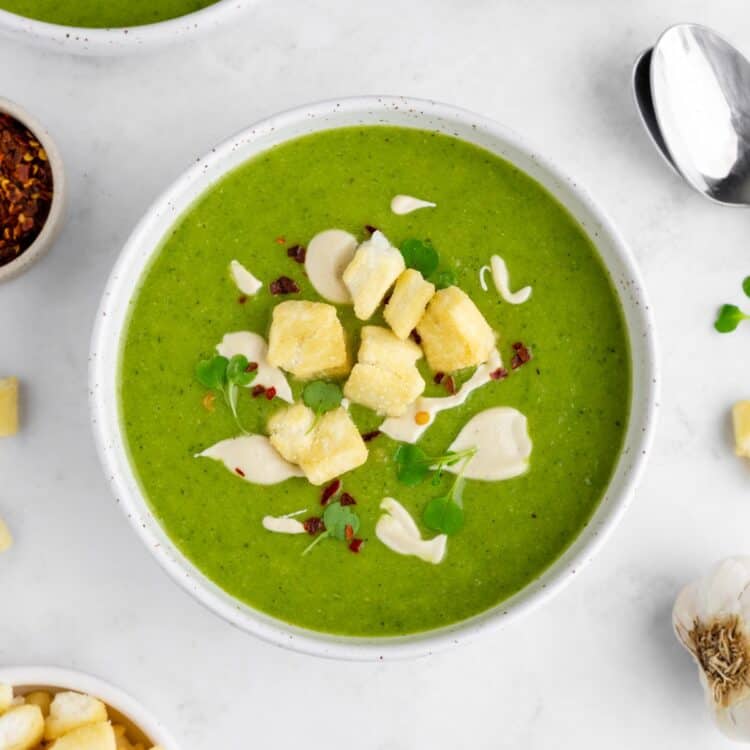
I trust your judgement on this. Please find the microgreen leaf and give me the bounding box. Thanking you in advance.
[430,269,456,289]
[423,492,464,535]
[322,501,360,541]
[399,238,439,278]
[743,277,750,298]
[226,354,257,387]
[302,380,343,416]
[196,355,228,390]
[393,443,476,486]
[715,304,750,333]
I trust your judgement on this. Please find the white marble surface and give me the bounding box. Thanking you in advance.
[1,0,749,747]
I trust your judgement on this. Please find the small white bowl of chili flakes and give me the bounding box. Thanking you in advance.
[0,97,65,282]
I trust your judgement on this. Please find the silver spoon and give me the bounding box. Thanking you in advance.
[633,23,750,206]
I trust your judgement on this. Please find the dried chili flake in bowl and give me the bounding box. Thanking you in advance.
[269,276,300,295]
[0,100,64,282]
[0,113,53,268]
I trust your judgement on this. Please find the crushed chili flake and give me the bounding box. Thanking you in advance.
[444,375,456,395]
[274,236,286,245]
[364,224,378,235]
[303,516,325,535]
[0,113,53,267]
[349,538,364,553]
[251,384,266,398]
[265,386,277,400]
[245,361,258,372]
[202,392,216,412]
[237,295,247,304]
[433,372,445,384]
[410,329,422,345]
[234,467,246,477]
[340,492,356,506]
[344,524,354,541]
[269,276,300,295]
[490,367,508,381]
[286,244,306,263]
[511,342,532,369]
[361,430,381,442]
[321,479,341,505]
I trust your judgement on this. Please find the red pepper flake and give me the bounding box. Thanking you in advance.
[511,342,532,369]
[320,478,341,505]
[275,236,286,245]
[344,524,354,541]
[251,384,266,398]
[364,224,378,235]
[410,329,422,345]
[349,538,364,553]
[444,375,456,395]
[265,386,277,400]
[237,295,247,304]
[433,372,445,384]
[0,113,53,267]
[361,430,381,442]
[490,367,508,381]
[340,492,356,506]
[245,361,258,372]
[234,467,246,477]
[303,516,325,535]
[269,276,300,295]
[286,244,306,263]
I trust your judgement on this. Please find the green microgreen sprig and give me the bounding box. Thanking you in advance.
[423,473,467,536]
[399,238,456,289]
[302,501,361,556]
[393,443,477,486]
[302,380,343,416]
[715,276,750,333]
[195,353,257,432]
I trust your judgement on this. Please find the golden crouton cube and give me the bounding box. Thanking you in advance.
[267,402,315,464]
[45,692,108,741]
[0,377,18,437]
[48,722,115,750]
[416,286,495,372]
[299,407,368,485]
[0,704,44,750]
[342,231,405,320]
[384,269,435,339]
[267,301,350,380]
[733,401,750,457]
[23,693,51,718]
[343,326,425,417]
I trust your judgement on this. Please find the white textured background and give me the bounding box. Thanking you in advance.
[1,1,748,747]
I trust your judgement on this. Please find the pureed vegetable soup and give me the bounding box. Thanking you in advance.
[0,0,218,27]
[120,126,631,636]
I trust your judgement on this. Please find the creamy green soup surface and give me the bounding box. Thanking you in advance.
[0,0,218,27]
[119,126,631,636]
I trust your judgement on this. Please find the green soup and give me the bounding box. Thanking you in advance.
[0,0,218,27]
[119,126,630,636]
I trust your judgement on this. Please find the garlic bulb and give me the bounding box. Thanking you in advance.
[673,557,750,740]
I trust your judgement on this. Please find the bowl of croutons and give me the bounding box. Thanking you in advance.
[0,667,176,750]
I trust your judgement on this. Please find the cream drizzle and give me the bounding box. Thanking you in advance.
[229,260,263,296]
[197,435,304,485]
[216,331,293,403]
[379,349,503,443]
[375,498,447,564]
[481,255,531,304]
[304,229,357,303]
[262,515,306,534]
[390,195,436,215]
[444,407,532,481]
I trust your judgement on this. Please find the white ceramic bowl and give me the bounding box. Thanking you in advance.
[0,97,65,283]
[90,95,659,660]
[0,0,253,55]
[0,666,178,748]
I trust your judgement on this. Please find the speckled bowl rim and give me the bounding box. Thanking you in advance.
[0,0,253,55]
[0,666,179,748]
[0,97,65,282]
[89,95,659,661]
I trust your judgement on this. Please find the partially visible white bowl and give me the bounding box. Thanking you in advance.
[0,97,65,283]
[0,0,253,55]
[0,666,178,748]
[90,95,659,661]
